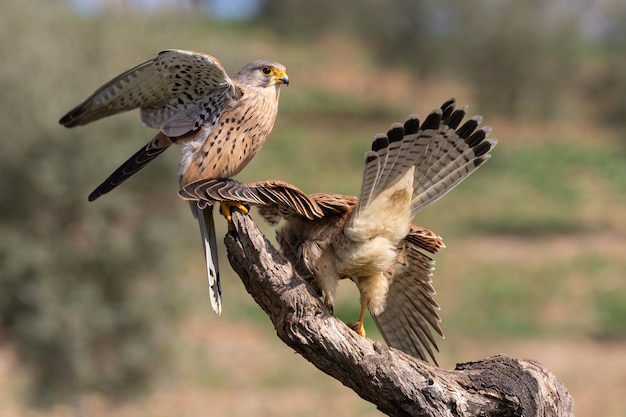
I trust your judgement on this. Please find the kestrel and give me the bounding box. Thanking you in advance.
[179,99,497,363]
[59,49,289,315]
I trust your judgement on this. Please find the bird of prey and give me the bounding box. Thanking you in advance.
[59,49,289,315]
[179,98,497,363]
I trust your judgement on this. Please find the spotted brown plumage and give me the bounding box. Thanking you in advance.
[60,49,289,315]
[179,99,497,364]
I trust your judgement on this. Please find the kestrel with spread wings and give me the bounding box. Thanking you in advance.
[179,99,497,363]
[59,49,289,315]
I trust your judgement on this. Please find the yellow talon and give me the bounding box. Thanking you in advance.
[219,201,249,221]
[347,321,366,337]
[347,301,367,337]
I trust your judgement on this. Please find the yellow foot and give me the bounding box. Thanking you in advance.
[219,201,249,221]
[347,321,366,337]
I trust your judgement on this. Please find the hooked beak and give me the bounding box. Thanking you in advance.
[274,71,290,86]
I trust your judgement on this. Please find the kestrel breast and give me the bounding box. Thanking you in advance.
[179,87,279,186]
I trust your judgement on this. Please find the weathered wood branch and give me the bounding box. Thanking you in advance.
[223,212,574,417]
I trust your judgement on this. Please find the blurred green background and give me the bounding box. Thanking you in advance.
[1,1,626,416]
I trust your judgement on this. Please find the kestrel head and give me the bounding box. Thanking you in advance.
[234,60,289,88]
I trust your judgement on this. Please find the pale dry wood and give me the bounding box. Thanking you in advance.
[224,211,574,417]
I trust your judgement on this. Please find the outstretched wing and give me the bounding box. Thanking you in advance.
[88,132,174,201]
[178,178,343,223]
[59,49,240,137]
[410,100,498,214]
[371,224,445,364]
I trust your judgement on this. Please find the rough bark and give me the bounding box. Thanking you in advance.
[224,211,575,417]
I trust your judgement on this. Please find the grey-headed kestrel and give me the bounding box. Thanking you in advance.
[59,49,289,315]
[179,99,497,363]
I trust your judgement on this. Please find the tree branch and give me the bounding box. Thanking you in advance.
[224,212,574,417]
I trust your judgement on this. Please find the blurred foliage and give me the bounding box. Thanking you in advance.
[259,0,626,124]
[465,142,626,236]
[0,1,190,406]
[593,290,626,339]
[456,265,548,336]
[587,2,626,130]
[460,1,581,119]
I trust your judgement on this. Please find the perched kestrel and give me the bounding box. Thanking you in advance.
[59,49,289,315]
[179,99,498,363]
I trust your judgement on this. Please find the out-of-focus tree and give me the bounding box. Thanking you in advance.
[257,0,349,38]
[460,0,582,119]
[354,0,472,78]
[257,0,586,119]
[587,1,626,131]
[0,2,183,406]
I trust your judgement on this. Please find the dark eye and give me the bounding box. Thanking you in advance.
[262,67,272,75]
